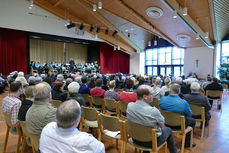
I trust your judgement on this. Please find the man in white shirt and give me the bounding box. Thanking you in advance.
[39,99,105,153]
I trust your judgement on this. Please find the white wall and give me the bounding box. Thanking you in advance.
[129,52,145,75]
[184,47,214,78]
[0,0,103,41]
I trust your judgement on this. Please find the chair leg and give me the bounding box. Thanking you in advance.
[201,121,205,142]
[121,141,126,153]
[2,126,10,153]
[16,128,22,153]
[164,142,168,153]
[190,130,193,150]
[181,134,186,153]
[21,136,27,153]
[115,139,118,149]
[207,121,210,137]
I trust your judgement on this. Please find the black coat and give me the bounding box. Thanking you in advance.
[18,99,33,121]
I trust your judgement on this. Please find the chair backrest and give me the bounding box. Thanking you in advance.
[119,101,128,114]
[98,113,120,131]
[28,133,40,152]
[104,98,117,111]
[189,104,205,121]
[199,88,205,96]
[81,94,90,102]
[160,109,185,133]
[50,99,62,108]
[81,106,98,121]
[92,96,103,106]
[149,98,160,109]
[19,121,30,137]
[206,90,222,100]
[3,113,15,128]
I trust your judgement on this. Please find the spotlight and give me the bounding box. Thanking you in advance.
[148,41,151,47]
[114,46,117,50]
[105,28,109,35]
[28,0,34,9]
[127,33,130,37]
[196,33,200,40]
[90,25,94,32]
[154,40,157,46]
[79,23,84,30]
[183,7,188,16]
[93,4,97,12]
[117,46,120,50]
[98,1,102,9]
[112,30,118,37]
[205,32,209,39]
[173,10,177,18]
[66,21,76,29]
[96,27,100,33]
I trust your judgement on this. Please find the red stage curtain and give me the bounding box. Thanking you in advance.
[0,28,27,75]
[100,42,129,74]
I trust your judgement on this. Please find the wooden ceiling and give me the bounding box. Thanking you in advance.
[33,0,216,53]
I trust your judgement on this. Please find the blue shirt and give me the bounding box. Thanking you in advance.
[79,84,90,94]
[159,95,192,117]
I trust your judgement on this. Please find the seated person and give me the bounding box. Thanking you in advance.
[104,80,119,101]
[68,82,86,106]
[63,78,72,91]
[152,78,164,99]
[161,77,171,96]
[184,82,211,127]
[127,85,177,153]
[39,100,105,153]
[90,79,105,98]
[119,79,137,103]
[18,86,34,121]
[79,75,90,94]
[51,81,67,102]
[159,83,196,148]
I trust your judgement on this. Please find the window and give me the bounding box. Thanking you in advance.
[222,41,229,64]
[145,46,184,76]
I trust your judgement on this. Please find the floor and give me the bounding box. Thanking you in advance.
[0,88,229,153]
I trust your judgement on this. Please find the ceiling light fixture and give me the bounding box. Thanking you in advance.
[66,21,76,29]
[117,46,120,50]
[105,28,109,35]
[28,0,34,9]
[112,30,118,37]
[98,1,102,9]
[154,40,157,46]
[90,25,94,32]
[79,23,84,30]
[148,41,151,47]
[183,7,188,16]
[196,33,200,40]
[173,10,177,18]
[93,4,97,12]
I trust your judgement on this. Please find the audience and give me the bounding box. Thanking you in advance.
[119,79,137,103]
[79,75,90,94]
[26,82,56,135]
[51,81,67,102]
[39,99,105,153]
[18,86,34,121]
[161,77,171,96]
[127,85,177,153]
[152,78,164,99]
[68,82,86,106]
[184,82,211,127]
[90,78,105,98]
[1,81,22,125]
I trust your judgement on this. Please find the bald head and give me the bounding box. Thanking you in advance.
[137,85,152,100]
[33,82,51,101]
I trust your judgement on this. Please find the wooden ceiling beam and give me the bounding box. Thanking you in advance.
[74,0,141,52]
[114,0,179,47]
[33,0,135,52]
[163,0,213,46]
[54,0,64,7]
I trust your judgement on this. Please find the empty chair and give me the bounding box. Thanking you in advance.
[50,99,62,108]
[81,94,91,104]
[122,120,167,153]
[189,104,210,141]
[92,96,105,112]
[160,109,193,153]
[104,98,119,115]
[206,90,223,111]
[2,113,22,153]
[97,113,123,150]
[118,101,128,117]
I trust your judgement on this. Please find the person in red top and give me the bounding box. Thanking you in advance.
[90,78,105,98]
[119,79,137,103]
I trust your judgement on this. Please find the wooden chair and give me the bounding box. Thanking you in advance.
[189,104,210,142]
[81,94,93,106]
[222,83,228,98]
[121,120,167,153]
[2,113,22,153]
[104,98,119,115]
[149,98,160,109]
[50,99,62,108]
[117,101,128,118]
[79,106,100,137]
[27,133,40,153]
[19,121,32,153]
[92,96,105,112]
[97,113,123,150]
[160,109,193,153]
[206,90,223,111]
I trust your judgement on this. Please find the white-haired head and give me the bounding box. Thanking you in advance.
[190,82,200,92]
[68,82,80,94]
[18,71,24,77]
[57,74,64,82]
